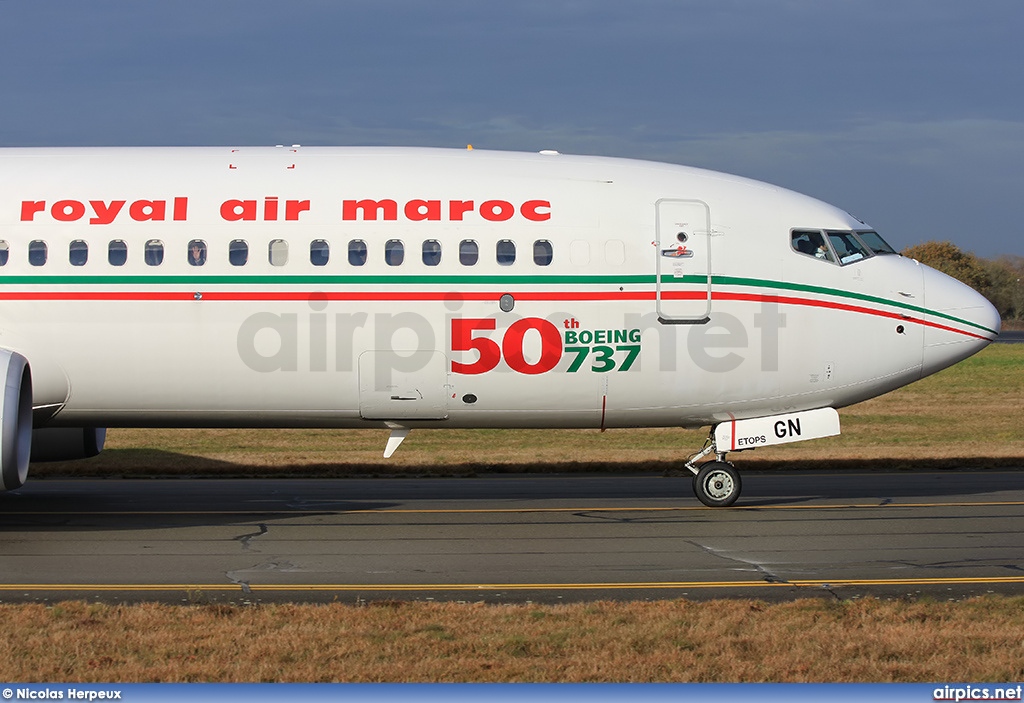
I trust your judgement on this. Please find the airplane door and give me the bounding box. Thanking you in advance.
[358,350,450,420]
[655,198,712,323]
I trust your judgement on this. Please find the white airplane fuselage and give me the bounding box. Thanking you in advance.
[0,147,1000,498]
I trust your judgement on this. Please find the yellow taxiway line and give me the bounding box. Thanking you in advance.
[2,500,1023,516]
[2,576,1023,593]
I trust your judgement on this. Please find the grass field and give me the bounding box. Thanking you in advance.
[8,344,1024,683]
[0,598,1022,682]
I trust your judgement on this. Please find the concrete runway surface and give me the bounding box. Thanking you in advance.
[0,471,1022,603]
[995,330,1024,344]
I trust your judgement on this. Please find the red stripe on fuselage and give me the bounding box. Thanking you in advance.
[0,288,990,340]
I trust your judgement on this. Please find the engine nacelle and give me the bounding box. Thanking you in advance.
[0,349,33,491]
[30,427,107,462]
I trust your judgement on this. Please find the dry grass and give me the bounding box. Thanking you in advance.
[1,598,1022,682]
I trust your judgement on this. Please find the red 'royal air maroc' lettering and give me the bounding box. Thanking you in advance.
[342,198,550,222]
[343,199,399,221]
[20,198,189,223]
[220,197,310,221]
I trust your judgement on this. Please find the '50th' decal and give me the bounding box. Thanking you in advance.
[451,317,642,375]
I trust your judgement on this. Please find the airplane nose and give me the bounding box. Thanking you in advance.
[920,263,1001,377]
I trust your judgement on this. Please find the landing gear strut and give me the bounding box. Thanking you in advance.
[685,438,742,507]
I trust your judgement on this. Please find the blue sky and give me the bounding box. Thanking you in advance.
[1,0,1021,257]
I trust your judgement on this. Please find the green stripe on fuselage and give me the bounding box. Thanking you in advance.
[0,272,996,336]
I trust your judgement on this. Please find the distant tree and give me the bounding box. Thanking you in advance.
[982,256,1024,323]
[902,242,1024,323]
[901,241,990,291]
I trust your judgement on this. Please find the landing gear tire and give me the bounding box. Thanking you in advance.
[692,461,741,507]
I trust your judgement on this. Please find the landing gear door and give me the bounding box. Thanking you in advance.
[655,198,712,324]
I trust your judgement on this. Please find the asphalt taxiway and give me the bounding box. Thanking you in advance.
[0,471,1022,603]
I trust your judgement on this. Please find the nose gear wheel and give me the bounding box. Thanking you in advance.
[692,460,741,507]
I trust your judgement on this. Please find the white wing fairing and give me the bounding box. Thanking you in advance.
[0,147,1000,505]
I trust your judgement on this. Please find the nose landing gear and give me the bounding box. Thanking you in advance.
[692,460,741,507]
[683,408,841,506]
[685,438,741,507]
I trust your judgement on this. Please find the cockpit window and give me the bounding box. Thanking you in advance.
[791,230,836,263]
[856,231,898,255]
[827,231,872,265]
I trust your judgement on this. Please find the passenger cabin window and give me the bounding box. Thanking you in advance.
[791,230,836,263]
[108,240,128,266]
[459,240,478,266]
[348,240,367,266]
[0,241,8,266]
[496,239,516,266]
[144,240,164,266]
[533,240,553,266]
[310,239,329,266]
[229,239,248,266]
[29,240,47,266]
[422,239,441,266]
[827,231,871,265]
[69,240,88,266]
[269,239,288,266]
[385,239,404,266]
[188,240,207,267]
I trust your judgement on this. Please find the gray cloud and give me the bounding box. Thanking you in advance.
[1,0,1021,256]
